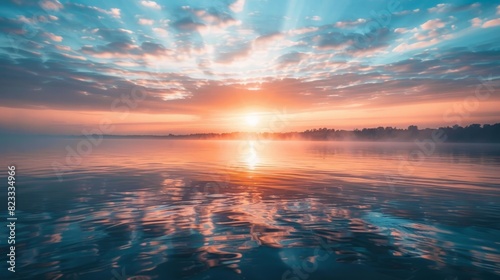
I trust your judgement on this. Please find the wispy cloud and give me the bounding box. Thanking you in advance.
[138,18,154,25]
[229,0,245,13]
[39,0,63,11]
[141,0,161,10]
[482,18,500,28]
[43,32,62,42]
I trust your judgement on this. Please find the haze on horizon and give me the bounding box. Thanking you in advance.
[1,0,499,135]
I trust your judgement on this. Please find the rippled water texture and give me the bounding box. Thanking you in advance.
[0,137,499,280]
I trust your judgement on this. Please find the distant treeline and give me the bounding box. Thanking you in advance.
[135,123,500,142]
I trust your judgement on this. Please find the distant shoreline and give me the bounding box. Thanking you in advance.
[99,136,500,144]
[3,123,499,143]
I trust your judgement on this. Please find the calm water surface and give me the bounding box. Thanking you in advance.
[0,138,499,280]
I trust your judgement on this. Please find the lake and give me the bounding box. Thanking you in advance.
[0,138,499,280]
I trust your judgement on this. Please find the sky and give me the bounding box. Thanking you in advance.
[0,0,499,135]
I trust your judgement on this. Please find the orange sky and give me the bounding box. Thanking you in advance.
[2,97,499,135]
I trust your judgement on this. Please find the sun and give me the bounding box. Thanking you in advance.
[245,114,260,127]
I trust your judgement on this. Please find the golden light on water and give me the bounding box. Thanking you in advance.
[245,141,260,170]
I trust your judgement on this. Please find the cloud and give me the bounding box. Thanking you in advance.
[482,18,500,28]
[141,1,161,10]
[428,2,480,13]
[312,27,392,55]
[60,53,86,61]
[81,41,172,63]
[287,26,318,35]
[392,18,452,51]
[454,2,481,12]
[393,39,439,52]
[2,44,500,131]
[393,24,454,52]
[140,42,171,56]
[18,15,49,24]
[470,3,481,9]
[314,32,353,50]
[421,19,445,30]
[498,5,500,15]
[276,52,307,67]
[0,17,26,35]
[215,42,252,64]
[229,0,245,13]
[43,32,62,42]
[394,9,420,16]
[138,18,154,25]
[92,28,134,43]
[254,32,284,46]
[335,18,366,28]
[470,17,482,28]
[306,16,322,21]
[56,45,71,51]
[212,32,287,64]
[172,17,206,32]
[152,27,168,36]
[67,3,122,20]
[394,28,410,34]
[385,49,500,78]
[193,9,240,30]
[428,3,452,13]
[110,8,121,19]
[81,42,140,59]
[39,0,63,11]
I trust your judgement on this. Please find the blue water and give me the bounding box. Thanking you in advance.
[0,138,499,280]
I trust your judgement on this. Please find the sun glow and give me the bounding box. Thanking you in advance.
[245,114,260,127]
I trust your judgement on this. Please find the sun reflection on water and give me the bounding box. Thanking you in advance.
[244,141,260,170]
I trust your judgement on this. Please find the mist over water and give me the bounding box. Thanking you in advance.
[1,138,499,280]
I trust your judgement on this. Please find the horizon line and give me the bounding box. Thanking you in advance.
[1,122,499,137]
